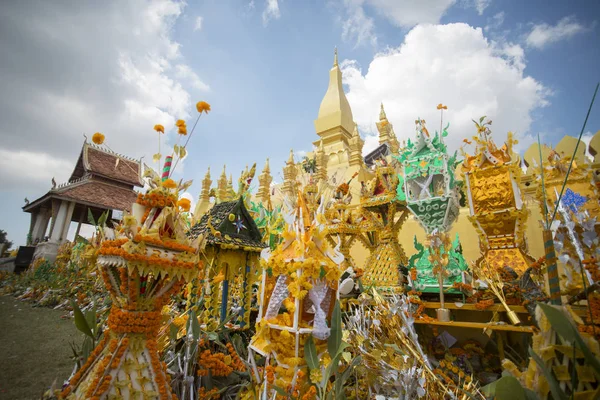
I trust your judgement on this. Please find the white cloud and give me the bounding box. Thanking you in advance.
[485,11,504,32]
[193,16,203,31]
[341,23,550,156]
[362,134,380,155]
[0,0,207,196]
[175,64,210,91]
[341,0,377,47]
[262,0,281,26]
[526,16,589,49]
[472,0,491,15]
[0,149,73,190]
[366,0,456,28]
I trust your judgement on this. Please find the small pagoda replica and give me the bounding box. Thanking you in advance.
[249,179,344,397]
[359,160,410,293]
[188,196,266,329]
[461,117,534,275]
[61,169,203,400]
[396,112,465,305]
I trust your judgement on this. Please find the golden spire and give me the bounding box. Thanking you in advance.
[334,47,338,67]
[379,103,387,121]
[283,150,298,198]
[316,140,328,182]
[314,48,355,137]
[193,167,213,221]
[217,165,229,203]
[257,158,273,204]
[349,123,364,167]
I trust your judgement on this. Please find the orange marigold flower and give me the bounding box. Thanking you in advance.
[196,101,211,114]
[178,125,188,135]
[178,198,191,211]
[154,124,165,133]
[175,119,186,127]
[92,132,105,145]
[213,272,225,284]
[163,178,177,189]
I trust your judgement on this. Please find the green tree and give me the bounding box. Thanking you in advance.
[0,229,13,252]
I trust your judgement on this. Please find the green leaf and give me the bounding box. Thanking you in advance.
[169,323,179,342]
[328,301,342,357]
[82,336,93,363]
[71,300,94,338]
[272,385,288,397]
[524,389,538,400]
[537,304,576,343]
[322,352,342,388]
[85,308,96,336]
[304,335,319,371]
[538,303,600,373]
[341,352,351,363]
[529,347,568,400]
[98,211,108,228]
[187,310,201,341]
[479,116,486,123]
[87,208,96,226]
[320,266,326,279]
[339,355,362,389]
[494,376,526,400]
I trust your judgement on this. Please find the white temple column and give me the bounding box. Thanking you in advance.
[31,208,51,243]
[51,200,75,242]
[28,212,39,244]
[60,201,76,241]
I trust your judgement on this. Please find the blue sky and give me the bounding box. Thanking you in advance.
[0,0,598,246]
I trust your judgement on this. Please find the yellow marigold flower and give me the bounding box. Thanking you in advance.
[177,125,187,135]
[177,198,191,211]
[154,124,165,134]
[92,132,105,145]
[196,101,211,114]
[175,119,186,127]
[162,178,177,189]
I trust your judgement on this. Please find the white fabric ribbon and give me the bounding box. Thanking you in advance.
[309,279,330,340]
[264,275,288,321]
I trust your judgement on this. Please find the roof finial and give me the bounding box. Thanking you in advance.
[379,103,387,120]
[333,47,338,67]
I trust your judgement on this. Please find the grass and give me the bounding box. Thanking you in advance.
[0,295,80,399]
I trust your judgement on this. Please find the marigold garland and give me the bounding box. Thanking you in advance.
[98,246,197,272]
[107,307,163,334]
[137,192,177,208]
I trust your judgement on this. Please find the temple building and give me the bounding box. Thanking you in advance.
[23,140,143,261]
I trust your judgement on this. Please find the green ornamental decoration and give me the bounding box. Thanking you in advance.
[395,114,467,297]
[407,234,468,293]
[395,118,461,233]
